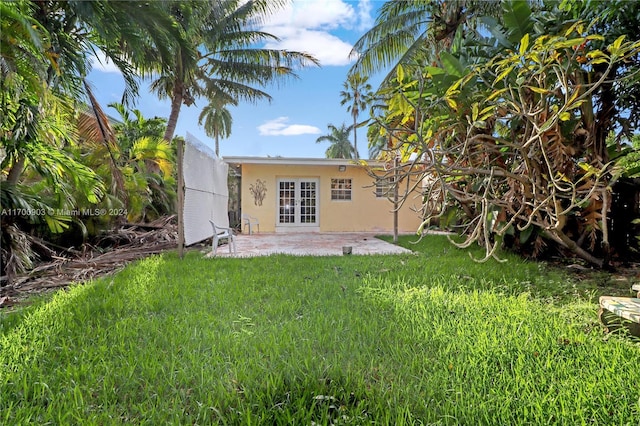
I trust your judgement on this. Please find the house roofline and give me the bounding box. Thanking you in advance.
[222,156,386,167]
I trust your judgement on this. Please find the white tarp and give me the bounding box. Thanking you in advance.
[183,132,229,245]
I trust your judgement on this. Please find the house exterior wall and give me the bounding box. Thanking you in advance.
[236,162,423,233]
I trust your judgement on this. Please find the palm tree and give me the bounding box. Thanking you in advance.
[316,124,356,159]
[2,0,184,186]
[24,0,185,101]
[150,0,319,143]
[198,97,237,156]
[1,0,50,185]
[366,122,388,160]
[0,1,49,99]
[79,102,176,223]
[349,1,501,79]
[340,72,372,159]
[1,0,181,277]
[108,102,167,158]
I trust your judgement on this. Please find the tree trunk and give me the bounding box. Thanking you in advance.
[593,63,617,163]
[6,155,26,185]
[353,114,359,159]
[164,81,184,143]
[600,187,611,268]
[544,228,604,268]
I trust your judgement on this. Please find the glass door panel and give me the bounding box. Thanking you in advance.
[278,180,296,224]
[277,179,318,225]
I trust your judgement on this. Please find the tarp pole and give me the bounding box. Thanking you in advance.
[177,138,185,259]
[393,154,399,244]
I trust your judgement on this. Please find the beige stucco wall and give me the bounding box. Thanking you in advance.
[237,162,423,234]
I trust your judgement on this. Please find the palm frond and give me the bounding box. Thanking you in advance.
[130,136,174,178]
[316,123,356,159]
[350,1,433,76]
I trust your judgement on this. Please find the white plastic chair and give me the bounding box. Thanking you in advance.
[242,213,260,235]
[209,220,236,256]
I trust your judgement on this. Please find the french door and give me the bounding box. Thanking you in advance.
[277,178,318,228]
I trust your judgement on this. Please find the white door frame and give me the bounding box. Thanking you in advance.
[275,178,320,232]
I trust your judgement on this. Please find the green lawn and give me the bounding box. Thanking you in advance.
[1,235,639,425]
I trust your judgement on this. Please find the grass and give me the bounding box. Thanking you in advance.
[1,234,639,425]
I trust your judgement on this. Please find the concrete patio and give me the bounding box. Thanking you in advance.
[209,232,413,257]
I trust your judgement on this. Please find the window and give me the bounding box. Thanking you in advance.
[376,177,394,198]
[331,178,352,200]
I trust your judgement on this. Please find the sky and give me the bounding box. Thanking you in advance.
[86,0,385,159]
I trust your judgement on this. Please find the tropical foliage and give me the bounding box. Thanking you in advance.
[354,0,640,267]
[1,0,318,280]
[612,134,640,178]
[350,0,501,81]
[0,0,184,278]
[316,123,357,159]
[79,103,176,225]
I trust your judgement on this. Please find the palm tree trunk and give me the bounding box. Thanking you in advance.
[353,115,359,159]
[164,81,183,143]
[215,134,220,157]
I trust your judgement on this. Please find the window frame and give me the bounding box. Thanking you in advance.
[330,178,352,201]
[375,176,395,198]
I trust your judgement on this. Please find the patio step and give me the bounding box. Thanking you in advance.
[633,283,640,298]
[599,296,640,337]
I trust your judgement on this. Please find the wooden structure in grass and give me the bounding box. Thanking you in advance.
[599,296,640,338]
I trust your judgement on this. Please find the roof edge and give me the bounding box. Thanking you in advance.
[223,156,386,167]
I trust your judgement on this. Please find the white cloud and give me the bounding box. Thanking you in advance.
[89,50,122,74]
[356,0,374,32]
[259,0,374,67]
[265,0,356,30]
[258,117,322,136]
[263,28,354,66]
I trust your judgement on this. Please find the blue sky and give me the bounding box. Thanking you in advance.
[87,0,385,159]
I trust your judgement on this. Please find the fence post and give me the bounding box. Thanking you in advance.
[177,138,185,259]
